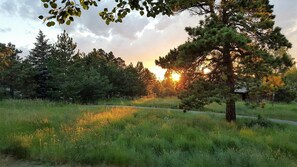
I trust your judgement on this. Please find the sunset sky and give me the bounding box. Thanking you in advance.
[0,0,297,79]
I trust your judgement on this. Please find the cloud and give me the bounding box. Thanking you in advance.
[1,0,296,67]
[155,16,174,30]
[271,0,297,58]
[61,10,200,67]
[66,10,150,40]
[0,0,47,20]
[0,28,11,33]
[0,0,17,16]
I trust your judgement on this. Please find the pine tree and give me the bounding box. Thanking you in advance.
[48,30,77,100]
[52,30,77,68]
[27,30,52,99]
[68,51,112,103]
[156,0,294,122]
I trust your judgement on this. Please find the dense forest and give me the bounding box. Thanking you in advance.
[0,30,179,103]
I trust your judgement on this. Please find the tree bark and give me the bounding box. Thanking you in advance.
[226,98,236,122]
[225,56,236,122]
[223,46,236,122]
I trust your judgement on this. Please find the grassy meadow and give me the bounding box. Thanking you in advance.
[0,99,297,166]
[99,97,297,121]
[97,96,181,109]
[205,101,297,122]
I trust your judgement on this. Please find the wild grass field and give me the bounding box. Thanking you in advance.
[205,101,297,121]
[97,96,181,109]
[0,99,297,166]
[99,97,297,121]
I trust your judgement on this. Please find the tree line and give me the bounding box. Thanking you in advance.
[0,30,178,103]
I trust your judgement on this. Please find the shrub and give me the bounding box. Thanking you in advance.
[275,88,297,103]
[246,115,273,128]
[0,87,6,100]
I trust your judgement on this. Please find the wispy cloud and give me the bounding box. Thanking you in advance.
[0,0,296,67]
[0,28,11,33]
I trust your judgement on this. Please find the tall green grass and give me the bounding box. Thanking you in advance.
[0,99,296,166]
[98,96,180,108]
[98,97,297,121]
[205,101,297,121]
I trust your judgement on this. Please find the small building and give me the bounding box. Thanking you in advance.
[234,87,248,100]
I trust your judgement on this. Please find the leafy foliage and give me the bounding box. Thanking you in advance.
[246,115,274,128]
[39,0,176,26]
[0,43,22,98]
[274,66,297,102]
[179,79,225,111]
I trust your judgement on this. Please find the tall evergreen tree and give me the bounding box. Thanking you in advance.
[48,30,77,100]
[83,48,128,98]
[52,30,77,68]
[121,63,143,98]
[135,62,159,96]
[70,51,112,103]
[156,0,294,122]
[26,30,52,99]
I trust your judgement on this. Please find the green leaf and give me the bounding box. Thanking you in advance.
[77,9,82,17]
[58,19,65,24]
[99,12,104,17]
[140,11,144,16]
[38,15,44,19]
[50,2,57,8]
[66,20,71,25]
[46,21,52,27]
[43,3,49,8]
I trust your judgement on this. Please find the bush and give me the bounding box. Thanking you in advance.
[0,87,6,100]
[274,88,296,103]
[246,115,273,128]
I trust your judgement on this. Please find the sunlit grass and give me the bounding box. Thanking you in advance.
[0,99,296,166]
[77,107,137,126]
[99,97,297,121]
[98,96,180,108]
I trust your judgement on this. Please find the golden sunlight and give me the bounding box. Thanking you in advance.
[203,68,211,74]
[150,66,166,80]
[171,72,181,82]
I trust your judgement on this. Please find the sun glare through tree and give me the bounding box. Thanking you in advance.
[171,72,180,82]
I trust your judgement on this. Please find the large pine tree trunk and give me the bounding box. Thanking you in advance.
[225,63,236,122]
[223,45,236,122]
[226,98,236,122]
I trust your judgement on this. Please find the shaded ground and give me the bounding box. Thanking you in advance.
[0,155,51,167]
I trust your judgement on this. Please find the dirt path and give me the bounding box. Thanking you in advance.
[98,105,297,126]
